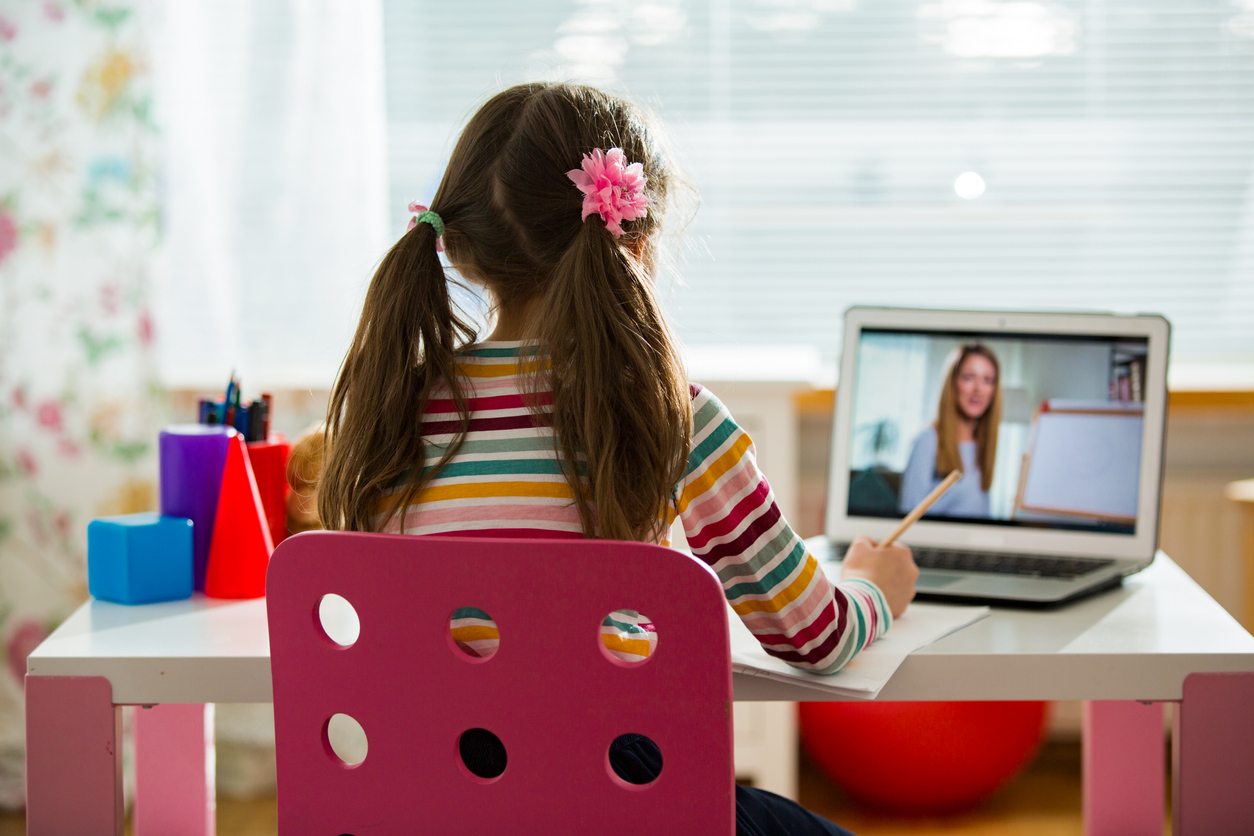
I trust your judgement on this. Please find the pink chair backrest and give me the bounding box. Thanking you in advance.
[267,531,734,834]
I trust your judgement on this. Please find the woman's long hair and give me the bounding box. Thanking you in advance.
[319,83,691,541]
[934,343,1001,492]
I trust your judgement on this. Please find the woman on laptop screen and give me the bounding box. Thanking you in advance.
[899,343,1002,518]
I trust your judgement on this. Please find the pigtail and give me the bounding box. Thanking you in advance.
[320,220,476,532]
[529,220,691,542]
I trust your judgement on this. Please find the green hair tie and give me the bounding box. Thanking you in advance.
[406,202,446,244]
[415,209,445,237]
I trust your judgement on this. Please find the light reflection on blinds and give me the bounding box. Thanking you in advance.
[383,0,1254,378]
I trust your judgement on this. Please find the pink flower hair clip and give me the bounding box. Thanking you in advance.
[566,147,648,239]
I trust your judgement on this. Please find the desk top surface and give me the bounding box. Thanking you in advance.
[27,553,1254,704]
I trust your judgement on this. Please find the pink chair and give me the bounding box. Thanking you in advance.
[266,531,735,834]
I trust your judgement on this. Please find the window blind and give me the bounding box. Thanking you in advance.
[383,0,1254,384]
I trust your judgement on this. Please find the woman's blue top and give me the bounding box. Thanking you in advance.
[898,426,991,518]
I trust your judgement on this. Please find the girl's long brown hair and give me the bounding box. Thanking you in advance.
[934,344,1002,492]
[319,83,691,541]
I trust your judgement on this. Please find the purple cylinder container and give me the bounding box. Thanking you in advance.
[159,424,237,591]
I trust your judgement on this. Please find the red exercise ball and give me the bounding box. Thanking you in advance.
[798,701,1049,814]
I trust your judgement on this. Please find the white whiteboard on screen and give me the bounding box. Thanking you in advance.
[1020,410,1143,522]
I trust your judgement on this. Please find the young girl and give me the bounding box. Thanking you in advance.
[319,82,917,835]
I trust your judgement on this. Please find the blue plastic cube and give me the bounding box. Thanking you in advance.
[87,513,194,604]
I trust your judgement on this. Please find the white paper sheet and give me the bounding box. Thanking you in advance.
[729,602,990,699]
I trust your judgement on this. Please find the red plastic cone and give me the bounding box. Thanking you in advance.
[205,435,274,599]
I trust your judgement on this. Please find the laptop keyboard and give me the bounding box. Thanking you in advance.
[837,545,1114,580]
[913,548,1115,579]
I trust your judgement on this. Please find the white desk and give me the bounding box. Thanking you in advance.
[26,554,1254,835]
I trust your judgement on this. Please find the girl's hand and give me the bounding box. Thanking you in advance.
[839,536,919,619]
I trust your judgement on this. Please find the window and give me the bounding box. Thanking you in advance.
[155,1,1254,386]
[383,0,1254,385]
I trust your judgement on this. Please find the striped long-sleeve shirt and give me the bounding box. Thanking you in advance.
[378,341,892,673]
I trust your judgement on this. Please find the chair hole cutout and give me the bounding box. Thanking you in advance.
[458,728,507,780]
[598,609,657,666]
[324,713,367,766]
[448,606,499,661]
[608,733,663,786]
[318,593,360,647]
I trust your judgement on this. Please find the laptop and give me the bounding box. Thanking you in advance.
[813,306,1171,606]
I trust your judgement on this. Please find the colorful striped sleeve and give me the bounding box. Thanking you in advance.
[677,385,892,674]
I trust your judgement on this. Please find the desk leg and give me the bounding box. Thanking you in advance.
[1081,700,1163,836]
[25,675,124,836]
[1174,672,1254,834]
[134,703,216,836]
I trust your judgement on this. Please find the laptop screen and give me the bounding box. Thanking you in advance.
[846,328,1150,535]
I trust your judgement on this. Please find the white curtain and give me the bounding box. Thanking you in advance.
[150,0,390,390]
[145,0,389,796]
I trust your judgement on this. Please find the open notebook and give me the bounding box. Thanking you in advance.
[729,599,989,699]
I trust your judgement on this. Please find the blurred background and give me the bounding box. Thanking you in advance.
[2,0,1253,828]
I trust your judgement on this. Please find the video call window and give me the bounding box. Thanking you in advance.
[847,329,1149,535]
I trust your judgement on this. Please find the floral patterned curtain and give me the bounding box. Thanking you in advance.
[0,0,166,808]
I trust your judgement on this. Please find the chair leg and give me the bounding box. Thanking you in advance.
[134,703,216,836]
[25,675,124,836]
[1174,672,1254,834]
[1082,700,1164,835]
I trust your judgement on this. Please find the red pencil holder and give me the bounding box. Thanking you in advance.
[246,435,290,548]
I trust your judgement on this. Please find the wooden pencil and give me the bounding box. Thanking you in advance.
[880,469,963,547]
